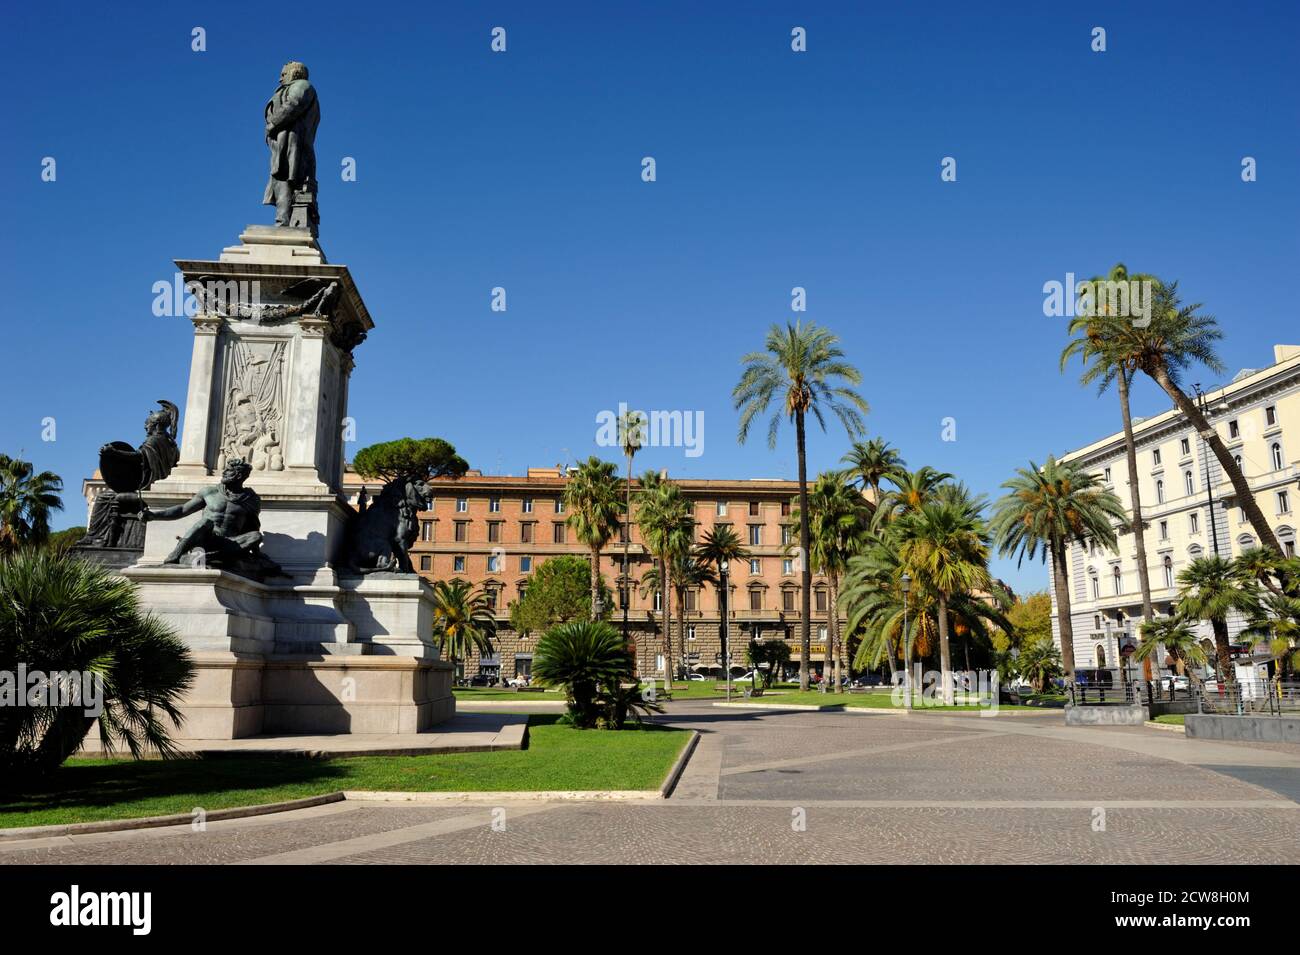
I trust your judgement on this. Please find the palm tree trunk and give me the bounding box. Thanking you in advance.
[1212,619,1234,684]
[830,574,843,693]
[1118,371,1156,682]
[795,410,812,692]
[937,591,954,705]
[1150,365,1283,555]
[591,546,601,620]
[1051,538,1078,682]
[659,556,673,684]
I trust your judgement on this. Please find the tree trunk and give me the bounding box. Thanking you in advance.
[1051,539,1078,682]
[1212,618,1235,684]
[591,546,601,620]
[659,556,673,685]
[796,410,812,692]
[937,591,954,705]
[830,573,843,693]
[1118,370,1155,682]
[1150,365,1283,555]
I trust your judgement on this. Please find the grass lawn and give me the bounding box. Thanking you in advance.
[1152,713,1186,725]
[732,690,1060,711]
[0,717,692,830]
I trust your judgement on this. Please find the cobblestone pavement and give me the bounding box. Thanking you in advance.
[3,705,1297,865]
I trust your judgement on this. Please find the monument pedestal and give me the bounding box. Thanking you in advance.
[122,226,455,739]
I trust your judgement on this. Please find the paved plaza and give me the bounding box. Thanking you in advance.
[3,704,1297,865]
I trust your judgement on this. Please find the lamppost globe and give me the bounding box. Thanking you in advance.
[720,559,729,574]
[901,573,911,594]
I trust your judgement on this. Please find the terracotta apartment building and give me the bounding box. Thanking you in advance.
[381,466,846,681]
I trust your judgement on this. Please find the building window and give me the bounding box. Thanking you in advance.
[716,501,728,516]
[1103,467,1112,483]
[1152,448,1161,467]
[687,626,696,641]
[618,522,629,544]
[1184,471,1194,496]
[454,521,468,542]
[1090,575,1100,600]
[487,522,501,543]
[618,584,629,610]
[485,587,498,610]
[1155,479,1164,504]
[815,590,827,612]
[782,590,795,612]
[419,555,431,571]
[520,555,532,573]
[1094,615,1102,631]
[456,498,468,513]
[1095,645,1107,668]
[748,525,762,546]
[521,522,534,543]
[1163,556,1174,588]
[1088,539,1096,557]
[1159,520,1168,541]
[1279,490,1292,515]
[781,500,790,517]
[749,590,762,612]
[653,590,662,612]
[517,584,528,602]
[1271,443,1284,471]
[781,526,792,546]
[554,499,565,514]
[1239,506,1248,525]
[749,501,759,517]
[1265,406,1277,427]
[1228,420,1240,440]
[1180,437,1191,456]
[1112,567,1122,595]
[453,555,465,573]
[1189,511,1199,534]
[684,590,696,612]
[522,498,533,514]
[553,522,566,543]
[420,520,433,542]
[782,558,793,575]
[487,552,502,572]
[749,558,761,575]
[489,496,501,513]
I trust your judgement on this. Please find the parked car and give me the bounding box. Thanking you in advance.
[686,673,706,682]
[507,675,531,687]
[1159,675,1190,692]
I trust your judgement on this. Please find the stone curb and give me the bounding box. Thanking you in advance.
[658,730,700,797]
[0,792,346,842]
[712,701,845,712]
[1144,720,1187,733]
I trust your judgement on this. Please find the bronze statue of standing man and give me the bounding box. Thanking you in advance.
[263,61,320,234]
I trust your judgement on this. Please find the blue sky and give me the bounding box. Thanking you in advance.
[1,0,1297,595]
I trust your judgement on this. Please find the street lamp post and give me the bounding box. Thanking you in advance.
[1193,383,1222,558]
[901,573,912,710]
[720,559,731,703]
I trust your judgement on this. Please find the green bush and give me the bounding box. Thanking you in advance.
[532,621,633,729]
[0,550,194,780]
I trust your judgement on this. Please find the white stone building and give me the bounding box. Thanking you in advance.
[1050,344,1300,675]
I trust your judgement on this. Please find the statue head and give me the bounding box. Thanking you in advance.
[222,458,253,487]
[280,61,309,85]
[144,400,179,441]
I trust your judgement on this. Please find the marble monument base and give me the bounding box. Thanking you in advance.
[122,566,454,739]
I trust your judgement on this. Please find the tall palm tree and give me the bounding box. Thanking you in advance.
[872,465,953,529]
[990,456,1128,682]
[1124,280,1283,555]
[670,552,717,678]
[1061,263,1160,679]
[893,500,992,704]
[617,411,646,642]
[694,524,751,677]
[563,457,623,618]
[0,455,63,553]
[842,437,906,513]
[733,321,870,690]
[790,471,871,692]
[637,472,692,681]
[430,578,497,679]
[1175,555,1261,683]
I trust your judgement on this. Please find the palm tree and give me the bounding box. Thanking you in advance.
[733,321,870,690]
[1124,280,1283,555]
[873,466,953,529]
[636,472,692,682]
[842,437,906,514]
[563,457,623,618]
[1175,556,1261,683]
[1137,616,1208,684]
[892,500,992,704]
[695,524,750,679]
[990,456,1128,682]
[0,550,194,774]
[430,578,497,680]
[0,455,64,553]
[670,553,717,678]
[617,410,647,642]
[790,471,871,692]
[532,620,632,728]
[1061,263,1160,679]
[1015,640,1064,693]
[1242,592,1300,686]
